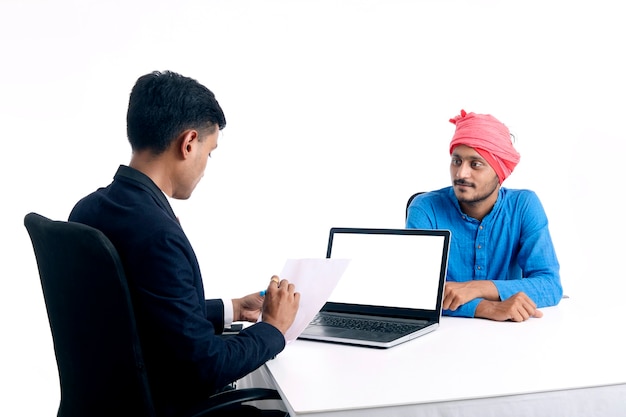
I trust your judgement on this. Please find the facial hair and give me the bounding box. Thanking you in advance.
[454,175,500,206]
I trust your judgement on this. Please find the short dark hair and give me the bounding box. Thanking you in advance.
[126,70,226,154]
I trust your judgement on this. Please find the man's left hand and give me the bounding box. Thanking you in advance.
[232,291,265,322]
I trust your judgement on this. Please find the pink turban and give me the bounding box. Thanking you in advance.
[449,109,520,184]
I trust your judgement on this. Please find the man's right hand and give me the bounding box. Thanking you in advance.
[443,280,499,311]
[475,292,543,322]
[261,275,300,335]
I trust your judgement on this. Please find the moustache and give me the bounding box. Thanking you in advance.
[454,180,474,187]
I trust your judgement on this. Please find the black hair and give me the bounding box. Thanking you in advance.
[126,70,226,154]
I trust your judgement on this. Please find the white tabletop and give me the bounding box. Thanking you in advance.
[244,298,626,416]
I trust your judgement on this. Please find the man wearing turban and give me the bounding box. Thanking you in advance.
[406,110,562,322]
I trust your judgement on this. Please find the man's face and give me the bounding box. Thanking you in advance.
[191,128,219,189]
[449,145,499,206]
[174,128,219,200]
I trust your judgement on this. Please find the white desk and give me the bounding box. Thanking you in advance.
[240,298,626,416]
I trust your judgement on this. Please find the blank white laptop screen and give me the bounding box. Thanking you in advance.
[327,231,445,310]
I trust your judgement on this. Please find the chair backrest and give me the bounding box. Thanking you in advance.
[405,191,426,220]
[24,212,156,417]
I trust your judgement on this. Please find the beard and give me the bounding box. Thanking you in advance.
[453,176,500,206]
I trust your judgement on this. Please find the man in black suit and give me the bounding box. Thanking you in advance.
[69,70,299,417]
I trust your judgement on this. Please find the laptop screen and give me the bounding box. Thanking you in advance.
[326,228,449,310]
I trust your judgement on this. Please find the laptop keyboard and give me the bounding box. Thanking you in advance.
[311,314,425,334]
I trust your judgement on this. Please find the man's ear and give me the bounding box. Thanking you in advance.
[178,129,198,160]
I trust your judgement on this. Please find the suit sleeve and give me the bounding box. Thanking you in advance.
[130,228,286,394]
[205,299,225,333]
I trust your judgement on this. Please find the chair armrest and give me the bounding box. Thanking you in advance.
[189,388,283,416]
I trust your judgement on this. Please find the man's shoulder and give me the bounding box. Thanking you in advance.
[69,185,109,223]
[69,178,179,240]
[412,187,454,204]
[501,187,536,195]
[498,188,547,218]
[407,187,457,221]
[500,187,541,203]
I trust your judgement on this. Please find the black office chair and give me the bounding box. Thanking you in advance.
[24,212,282,417]
[405,191,426,220]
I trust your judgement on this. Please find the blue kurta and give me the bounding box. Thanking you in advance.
[406,187,563,318]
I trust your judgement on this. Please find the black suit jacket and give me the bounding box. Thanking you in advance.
[69,165,285,417]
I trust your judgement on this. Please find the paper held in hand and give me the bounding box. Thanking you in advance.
[260,258,350,343]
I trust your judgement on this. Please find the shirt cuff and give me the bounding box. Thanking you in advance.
[223,299,234,326]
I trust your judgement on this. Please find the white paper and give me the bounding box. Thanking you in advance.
[261,258,350,344]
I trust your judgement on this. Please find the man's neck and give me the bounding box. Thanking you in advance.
[459,202,493,222]
[129,152,174,198]
[459,187,500,222]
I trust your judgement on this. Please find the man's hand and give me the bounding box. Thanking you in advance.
[260,275,300,335]
[475,292,543,322]
[443,280,499,311]
[232,291,265,323]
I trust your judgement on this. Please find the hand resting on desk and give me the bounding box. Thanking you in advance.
[444,281,542,322]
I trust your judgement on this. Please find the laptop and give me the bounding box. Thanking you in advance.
[298,227,450,348]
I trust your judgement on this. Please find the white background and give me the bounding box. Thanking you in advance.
[1,1,624,415]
